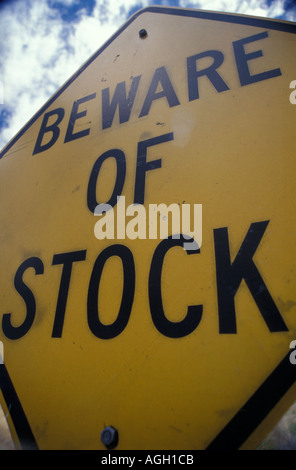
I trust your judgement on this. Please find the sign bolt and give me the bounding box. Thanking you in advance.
[101,426,119,449]
[139,29,148,38]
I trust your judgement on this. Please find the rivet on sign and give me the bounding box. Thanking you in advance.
[101,426,119,449]
[139,29,148,38]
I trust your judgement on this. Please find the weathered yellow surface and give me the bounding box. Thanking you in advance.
[0,6,295,449]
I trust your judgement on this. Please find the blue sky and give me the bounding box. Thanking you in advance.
[0,0,295,151]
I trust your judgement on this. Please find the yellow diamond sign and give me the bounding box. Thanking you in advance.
[0,6,296,450]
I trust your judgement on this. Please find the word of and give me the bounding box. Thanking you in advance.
[87,133,174,211]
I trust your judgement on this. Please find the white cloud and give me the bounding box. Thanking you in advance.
[180,0,287,17]
[0,0,125,149]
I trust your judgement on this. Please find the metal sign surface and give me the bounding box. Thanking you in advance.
[0,6,296,450]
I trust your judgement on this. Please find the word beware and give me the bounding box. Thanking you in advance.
[32,31,281,155]
[1,220,288,341]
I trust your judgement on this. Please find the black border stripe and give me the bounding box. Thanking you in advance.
[1,352,295,451]
[206,351,296,449]
[147,6,296,33]
[0,364,38,450]
[0,6,295,160]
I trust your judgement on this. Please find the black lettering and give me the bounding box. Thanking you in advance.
[149,235,202,338]
[2,257,44,339]
[233,31,282,86]
[87,149,126,213]
[33,108,65,155]
[139,66,180,117]
[134,132,174,205]
[214,221,288,334]
[64,93,96,142]
[87,245,135,339]
[102,76,141,129]
[52,250,87,338]
[187,50,229,101]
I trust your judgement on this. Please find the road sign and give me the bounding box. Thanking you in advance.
[0,6,296,450]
